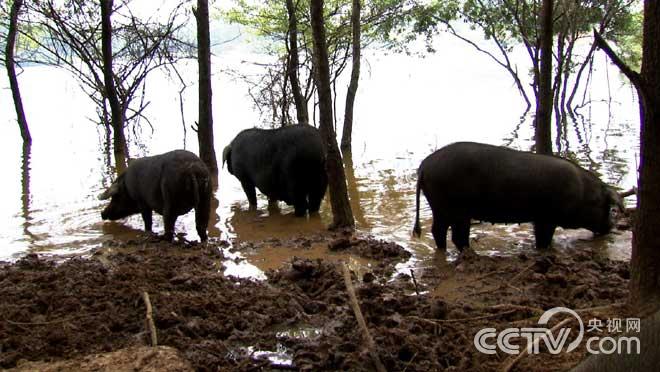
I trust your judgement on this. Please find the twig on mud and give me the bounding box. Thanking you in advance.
[410,269,420,296]
[402,352,418,372]
[142,291,158,347]
[501,317,574,372]
[508,261,538,283]
[4,318,75,326]
[407,309,517,324]
[505,304,627,328]
[467,261,541,297]
[576,302,625,314]
[505,260,541,292]
[489,304,545,315]
[2,312,101,326]
[475,270,508,281]
[435,304,545,327]
[466,286,502,297]
[341,263,387,372]
[310,281,337,298]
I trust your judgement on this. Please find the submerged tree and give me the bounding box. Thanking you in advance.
[595,1,660,306]
[194,0,219,178]
[340,0,361,151]
[535,0,553,154]
[4,0,32,144]
[383,1,640,117]
[19,0,191,172]
[225,0,404,130]
[101,0,128,172]
[285,0,310,125]
[310,0,355,228]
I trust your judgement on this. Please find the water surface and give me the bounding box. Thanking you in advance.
[0,46,639,277]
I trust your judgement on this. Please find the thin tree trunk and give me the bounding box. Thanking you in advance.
[280,53,290,127]
[101,0,127,174]
[194,0,219,179]
[6,0,31,144]
[595,0,660,306]
[285,0,309,125]
[21,141,32,238]
[553,33,565,151]
[535,0,553,155]
[309,0,355,229]
[341,0,361,152]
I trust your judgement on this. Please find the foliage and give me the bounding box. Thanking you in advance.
[222,0,416,126]
[8,0,193,133]
[381,0,642,112]
[0,1,47,64]
[613,8,642,72]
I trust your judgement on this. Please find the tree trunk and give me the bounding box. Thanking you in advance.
[5,0,31,145]
[285,0,309,125]
[309,0,355,229]
[595,1,660,306]
[340,0,361,152]
[21,141,32,237]
[194,0,219,179]
[100,0,128,174]
[534,0,553,155]
[632,0,660,306]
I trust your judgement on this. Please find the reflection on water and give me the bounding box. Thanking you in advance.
[226,205,329,242]
[208,177,222,238]
[343,151,369,228]
[0,52,640,280]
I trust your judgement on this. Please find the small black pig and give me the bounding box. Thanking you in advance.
[99,150,211,241]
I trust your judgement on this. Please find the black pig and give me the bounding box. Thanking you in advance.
[99,150,211,241]
[222,125,327,216]
[413,142,623,250]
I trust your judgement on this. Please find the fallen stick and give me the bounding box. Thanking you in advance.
[489,304,545,314]
[142,291,158,347]
[341,263,387,372]
[466,285,499,296]
[407,309,518,324]
[508,261,539,283]
[410,269,420,296]
[2,313,99,326]
[475,270,508,281]
[575,302,625,313]
[402,352,418,372]
[501,317,574,372]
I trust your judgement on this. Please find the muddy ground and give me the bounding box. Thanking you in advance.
[0,233,636,371]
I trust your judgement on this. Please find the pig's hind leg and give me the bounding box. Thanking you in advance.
[141,210,153,233]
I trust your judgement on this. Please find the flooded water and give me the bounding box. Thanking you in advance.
[0,41,640,277]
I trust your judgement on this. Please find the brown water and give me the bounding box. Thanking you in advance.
[0,50,639,278]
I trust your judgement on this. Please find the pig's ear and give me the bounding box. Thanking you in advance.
[98,181,120,200]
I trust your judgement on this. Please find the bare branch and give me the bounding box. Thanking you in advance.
[593,29,646,100]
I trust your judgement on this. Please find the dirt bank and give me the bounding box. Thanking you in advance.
[0,236,634,371]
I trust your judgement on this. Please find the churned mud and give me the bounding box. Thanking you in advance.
[0,234,634,371]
